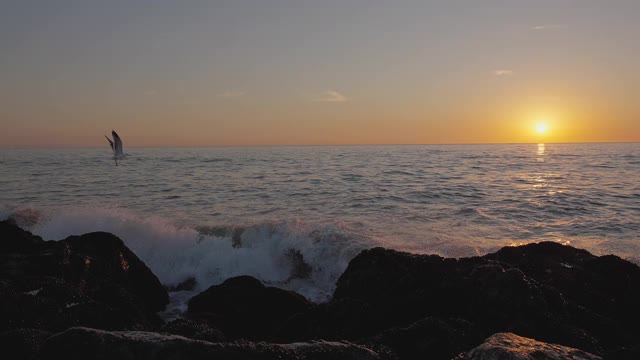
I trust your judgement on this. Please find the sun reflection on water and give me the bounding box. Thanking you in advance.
[537,143,545,162]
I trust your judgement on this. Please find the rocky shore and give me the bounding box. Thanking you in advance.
[1,219,639,359]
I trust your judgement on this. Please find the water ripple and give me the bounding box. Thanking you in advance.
[1,143,639,260]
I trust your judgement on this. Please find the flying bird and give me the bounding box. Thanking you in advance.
[105,130,125,166]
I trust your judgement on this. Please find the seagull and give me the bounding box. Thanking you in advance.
[105,130,125,166]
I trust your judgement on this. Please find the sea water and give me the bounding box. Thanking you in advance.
[1,143,639,308]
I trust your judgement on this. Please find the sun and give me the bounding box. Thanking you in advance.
[536,123,549,134]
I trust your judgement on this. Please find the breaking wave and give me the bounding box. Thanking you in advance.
[2,205,377,307]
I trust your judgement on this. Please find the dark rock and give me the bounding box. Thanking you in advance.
[5,219,639,359]
[455,332,602,360]
[281,244,640,356]
[160,318,226,342]
[0,219,44,252]
[0,220,168,332]
[277,297,377,342]
[187,275,312,340]
[0,276,164,332]
[35,327,392,360]
[604,344,640,360]
[62,231,168,312]
[0,328,52,360]
[368,317,482,360]
[486,242,640,348]
[292,248,579,346]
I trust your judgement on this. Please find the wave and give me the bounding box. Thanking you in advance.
[1,205,376,304]
[3,200,639,314]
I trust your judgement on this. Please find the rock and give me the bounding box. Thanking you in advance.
[282,243,640,356]
[5,219,639,359]
[0,275,164,332]
[295,247,595,350]
[0,328,52,360]
[369,317,482,360]
[188,275,312,340]
[160,318,226,342]
[35,327,392,360]
[62,231,169,312]
[277,297,378,342]
[456,332,602,360]
[0,219,45,252]
[486,242,640,348]
[604,344,640,360]
[0,221,168,332]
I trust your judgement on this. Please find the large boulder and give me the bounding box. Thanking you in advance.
[61,231,168,312]
[0,220,169,332]
[281,243,640,357]
[159,318,226,343]
[604,344,640,360]
[187,275,312,340]
[0,219,45,252]
[35,327,392,360]
[276,297,378,342]
[486,242,640,348]
[283,248,586,347]
[0,328,52,360]
[368,317,482,360]
[455,332,602,360]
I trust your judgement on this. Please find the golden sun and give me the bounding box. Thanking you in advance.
[536,123,549,134]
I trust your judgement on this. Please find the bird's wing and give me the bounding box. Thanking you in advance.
[104,135,114,152]
[112,130,123,156]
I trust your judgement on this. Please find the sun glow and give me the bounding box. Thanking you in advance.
[536,123,549,134]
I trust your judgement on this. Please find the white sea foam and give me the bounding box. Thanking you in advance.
[25,288,42,296]
[14,206,373,304]
[3,201,640,319]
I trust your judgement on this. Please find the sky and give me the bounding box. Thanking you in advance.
[1,0,639,147]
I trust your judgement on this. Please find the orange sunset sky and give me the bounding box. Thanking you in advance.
[1,0,639,147]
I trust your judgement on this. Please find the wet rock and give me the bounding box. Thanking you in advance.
[0,220,168,332]
[0,328,52,360]
[5,219,639,359]
[282,243,640,356]
[187,275,312,340]
[277,297,377,342]
[604,344,640,360]
[35,327,392,360]
[369,317,482,360]
[62,231,169,312]
[455,332,602,360]
[0,219,45,252]
[486,242,640,348]
[298,248,584,348]
[160,318,226,342]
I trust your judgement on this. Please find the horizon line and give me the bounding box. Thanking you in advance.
[2,140,639,150]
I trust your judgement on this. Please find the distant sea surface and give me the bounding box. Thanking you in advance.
[2,143,639,306]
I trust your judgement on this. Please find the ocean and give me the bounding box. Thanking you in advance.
[2,143,639,313]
